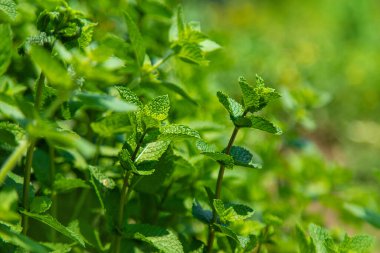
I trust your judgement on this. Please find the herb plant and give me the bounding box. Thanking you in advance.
[0,1,377,253]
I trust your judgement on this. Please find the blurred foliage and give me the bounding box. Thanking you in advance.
[0,0,379,252]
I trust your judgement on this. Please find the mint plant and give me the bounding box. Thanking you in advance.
[0,1,377,253]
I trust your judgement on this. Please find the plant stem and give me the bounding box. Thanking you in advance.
[22,139,36,235]
[22,72,45,235]
[114,131,146,253]
[49,145,57,241]
[206,126,240,252]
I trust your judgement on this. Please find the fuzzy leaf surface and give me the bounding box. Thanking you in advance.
[88,165,115,189]
[144,95,170,121]
[159,124,200,140]
[0,0,16,22]
[0,24,12,75]
[308,224,336,253]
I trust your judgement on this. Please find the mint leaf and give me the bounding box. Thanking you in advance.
[339,234,373,253]
[75,92,138,112]
[0,0,16,22]
[344,203,380,229]
[238,76,280,113]
[144,95,170,121]
[213,199,254,223]
[115,86,143,108]
[124,11,146,67]
[160,82,198,105]
[0,24,12,75]
[53,174,90,193]
[78,22,97,49]
[295,225,316,253]
[192,200,213,224]
[159,124,201,140]
[308,224,336,253]
[30,196,52,214]
[229,146,262,169]
[247,116,282,135]
[213,224,249,249]
[30,46,73,89]
[135,140,171,163]
[217,91,244,119]
[20,211,86,246]
[90,113,131,137]
[88,165,116,189]
[122,224,184,253]
[0,223,49,253]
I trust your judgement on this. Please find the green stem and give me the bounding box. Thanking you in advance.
[114,131,146,253]
[0,139,28,185]
[49,145,57,242]
[22,139,36,235]
[150,51,175,72]
[22,72,45,235]
[206,126,240,252]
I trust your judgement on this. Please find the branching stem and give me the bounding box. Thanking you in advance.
[206,111,248,252]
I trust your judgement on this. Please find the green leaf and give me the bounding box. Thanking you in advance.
[122,224,184,253]
[295,225,316,253]
[201,152,234,169]
[0,24,12,75]
[88,165,116,189]
[178,42,208,65]
[0,121,25,151]
[41,242,72,253]
[78,22,97,49]
[308,224,336,253]
[144,95,170,121]
[344,203,380,229]
[0,0,16,22]
[76,92,138,112]
[90,113,131,137]
[20,211,86,246]
[247,116,282,134]
[53,174,90,193]
[217,91,244,119]
[159,124,201,140]
[160,82,197,105]
[213,199,254,223]
[30,46,73,89]
[213,224,249,249]
[0,223,49,253]
[136,140,171,163]
[134,152,175,194]
[124,11,146,67]
[30,196,52,214]
[192,200,213,224]
[27,123,96,158]
[229,146,262,169]
[115,86,143,108]
[339,234,373,253]
[238,76,280,113]
[196,140,234,168]
[0,188,19,222]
